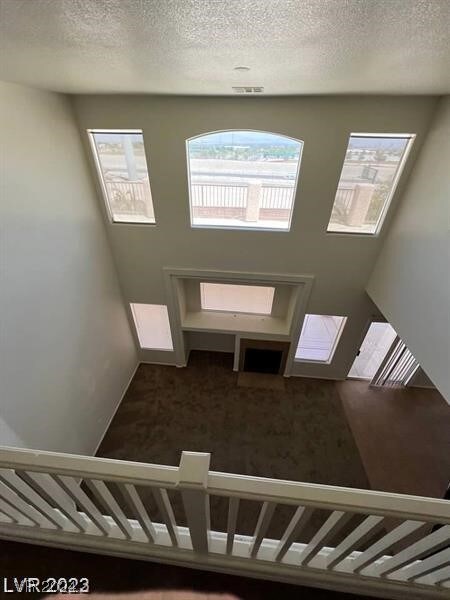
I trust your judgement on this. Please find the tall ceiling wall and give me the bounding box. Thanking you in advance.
[0,82,138,453]
[72,94,439,379]
[368,96,450,402]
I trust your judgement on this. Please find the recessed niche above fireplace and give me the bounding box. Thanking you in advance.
[163,267,314,374]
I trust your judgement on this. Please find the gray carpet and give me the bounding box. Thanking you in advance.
[97,351,369,539]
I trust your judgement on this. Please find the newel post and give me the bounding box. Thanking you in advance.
[179,451,211,553]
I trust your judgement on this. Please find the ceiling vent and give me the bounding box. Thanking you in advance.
[232,86,264,94]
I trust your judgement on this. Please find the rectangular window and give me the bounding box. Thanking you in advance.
[200,282,275,315]
[89,130,155,224]
[295,315,346,363]
[327,134,414,234]
[130,304,173,351]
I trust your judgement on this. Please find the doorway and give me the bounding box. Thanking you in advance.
[348,322,397,380]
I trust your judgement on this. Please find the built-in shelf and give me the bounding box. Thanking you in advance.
[181,310,290,338]
[163,268,314,371]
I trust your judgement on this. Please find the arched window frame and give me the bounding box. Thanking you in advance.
[186,129,303,232]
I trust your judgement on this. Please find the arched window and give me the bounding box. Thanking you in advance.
[186,130,303,231]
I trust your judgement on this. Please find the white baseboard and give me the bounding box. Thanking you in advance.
[407,383,436,390]
[290,372,344,381]
[91,360,140,457]
[140,360,179,366]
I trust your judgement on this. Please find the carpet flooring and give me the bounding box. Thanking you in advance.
[98,352,368,486]
[97,351,369,539]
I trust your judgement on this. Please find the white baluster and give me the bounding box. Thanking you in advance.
[372,525,450,577]
[0,480,55,529]
[0,469,68,530]
[55,475,111,536]
[250,501,276,558]
[275,506,313,561]
[299,511,352,565]
[403,548,450,581]
[21,471,89,532]
[118,483,156,543]
[86,479,133,539]
[426,565,450,586]
[152,487,179,547]
[327,515,385,569]
[352,519,427,573]
[226,497,239,555]
[0,498,30,524]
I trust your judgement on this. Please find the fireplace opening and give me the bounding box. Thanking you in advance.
[244,348,283,374]
[238,339,290,376]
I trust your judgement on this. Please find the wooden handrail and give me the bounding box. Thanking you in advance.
[208,472,450,523]
[0,446,448,523]
[0,447,178,487]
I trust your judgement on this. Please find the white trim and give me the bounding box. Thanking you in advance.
[89,129,144,134]
[233,334,240,371]
[407,383,436,390]
[293,315,347,365]
[190,224,293,233]
[326,133,416,236]
[139,348,174,352]
[290,373,345,381]
[91,360,139,457]
[86,129,156,226]
[139,360,178,367]
[283,286,311,376]
[350,133,416,139]
[163,273,189,367]
[164,267,314,285]
[130,303,174,352]
[0,448,447,522]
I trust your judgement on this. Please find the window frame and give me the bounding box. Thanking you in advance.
[326,132,415,237]
[199,281,276,316]
[294,314,347,365]
[88,128,156,226]
[130,303,174,351]
[185,129,304,232]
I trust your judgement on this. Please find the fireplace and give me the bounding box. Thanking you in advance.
[239,339,290,375]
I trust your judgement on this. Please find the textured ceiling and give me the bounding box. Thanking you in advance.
[0,0,449,95]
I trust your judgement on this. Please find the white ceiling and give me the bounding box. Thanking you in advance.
[1,0,449,96]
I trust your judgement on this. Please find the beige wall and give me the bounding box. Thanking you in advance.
[368,96,450,402]
[73,94,438,379]
[0,82,138,453]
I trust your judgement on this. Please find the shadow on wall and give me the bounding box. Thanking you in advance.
[0,415,27,449]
